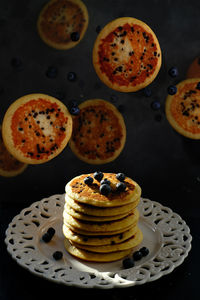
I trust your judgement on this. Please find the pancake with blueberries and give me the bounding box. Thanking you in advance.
[68,228,143,253]
[62,223,138,246]
[63,208,139,233]
[37,0,89,50]
[64,238,132,262]
[65,194,140,217]
[2,93,72,164]
[93,17,161,92]
[165,78,200,139]
[65,172,141,207]
[69,99,126,164]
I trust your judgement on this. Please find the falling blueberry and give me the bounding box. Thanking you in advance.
[151,100,161,110]
[168,66,179,78]
[167,85,177,95]
[96,25,101,34]
[140,247,149,257]
[42,232,52,243]
[122,257,135,269]
[70,31,80,42]
[143,87,152,97]
[11,57,23,71]
[100,183,111,195]
[47,227,55,237]
[67,71,77,82]
[46,66,58,78]
[70,106,80,115]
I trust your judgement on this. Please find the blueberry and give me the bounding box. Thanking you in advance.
[42,232,52,243]
[151,100,161,111]
[70,106,80,115]
[140,247,149,257]
[116,173,125,181]
[122,257,134,269]
[94,171,103,182]
[84,176,93,185]
[46,66,58,78]
[96,25,101,34]
[11,57,23,71]
[143,87,152,97]
[70,31,80,42]
[116,182,126,192]
[168,66,178,78]
[167,85,177,95]
[133,250,143,261]
[100,178,110,185]
[53,251,63,260]
[196,82,200,90]
[47,227,55,237]
[67,71,77,82]
[100,184,111,195]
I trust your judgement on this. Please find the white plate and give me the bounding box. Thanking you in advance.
[5,194,192,289]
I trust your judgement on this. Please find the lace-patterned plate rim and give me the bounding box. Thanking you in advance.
[4,194,192,289]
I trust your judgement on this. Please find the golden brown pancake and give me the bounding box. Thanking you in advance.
[65,173,141,207]
[165,78,200,139]
[93,17,161,92]
[2,93,72,164]
[69,99,126,164]
[37,0,89,50]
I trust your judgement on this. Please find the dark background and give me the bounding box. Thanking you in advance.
[0,0,200,299]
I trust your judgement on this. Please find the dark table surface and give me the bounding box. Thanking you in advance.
[1,0,200,299]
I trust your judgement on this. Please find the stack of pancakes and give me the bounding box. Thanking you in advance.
[63,173,143,262]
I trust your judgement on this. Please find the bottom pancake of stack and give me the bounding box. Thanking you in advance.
[63,196,143,262]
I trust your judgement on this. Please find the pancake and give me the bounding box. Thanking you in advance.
[65,194,140,216]
[63,209,139,232]
[62,223,138,246]
[93,17,161,92]
[165,78,200,139]
[65,222,134,236]
[65,173,141,207]
[2,93,72,164]
[69,99,126,164]
[0,125,27,177]
[64,238,132,262]
[69,228,143,253]
[63,203,133,222]
[186,56,200,78]
[37,0,89,50]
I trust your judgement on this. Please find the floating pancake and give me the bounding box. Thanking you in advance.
[186,56,200,78]
[64,238,132,262]
[165,78,200,139]
[37,0,89,50]
[2,93,72,164]
[65,222,134,236]
[63,203,133,222]
[65,194,140,216]
[69,99,126,164]
[62,223,138,246]
[69,228,143,253]
[63,209,139,232]
[65,173,141,207]
[93,17,161,92]
[0,125,27,177]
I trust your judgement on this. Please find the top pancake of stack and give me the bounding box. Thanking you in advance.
[65,173,141,208]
